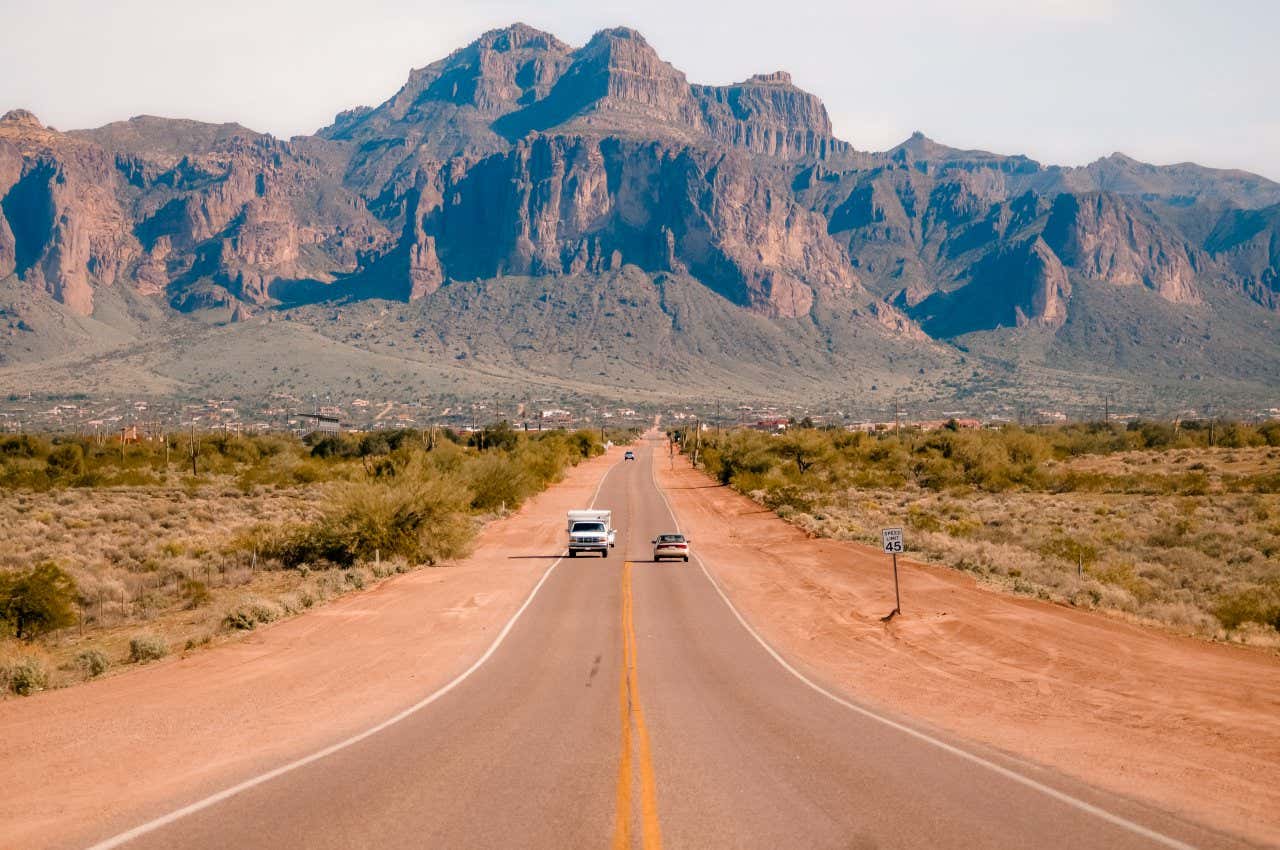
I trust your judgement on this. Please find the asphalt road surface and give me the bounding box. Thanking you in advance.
[90,435,1247,850]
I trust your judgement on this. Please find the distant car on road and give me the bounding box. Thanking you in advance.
[624,450,636,461]
[652,533,690,562]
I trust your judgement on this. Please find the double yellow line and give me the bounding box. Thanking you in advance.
[613,561,663,850]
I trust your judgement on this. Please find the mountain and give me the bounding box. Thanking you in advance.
[1,24,1279,411]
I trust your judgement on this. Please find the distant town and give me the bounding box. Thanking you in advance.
[1,392,1276,437]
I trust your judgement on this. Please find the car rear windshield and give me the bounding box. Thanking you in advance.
[573,522,606,533]
[657,534,685,543]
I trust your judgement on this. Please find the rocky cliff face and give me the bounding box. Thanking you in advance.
[388,136,856,316]
[1,111,390,313]
[0,110,140,315]
[1,22,1279,359]
[1041,192,1199,304]
[1204,204,1280,310]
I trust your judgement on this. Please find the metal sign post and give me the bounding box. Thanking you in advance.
[880,527,904,621]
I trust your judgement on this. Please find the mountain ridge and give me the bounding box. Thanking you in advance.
[1,23,1278,407]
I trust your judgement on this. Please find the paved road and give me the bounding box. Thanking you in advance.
[94,435,1247,849]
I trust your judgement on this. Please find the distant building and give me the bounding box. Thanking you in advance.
[298,413,341,434]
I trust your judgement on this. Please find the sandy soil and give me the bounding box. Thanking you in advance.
[0,449,619,850]
[657,454,1280,848]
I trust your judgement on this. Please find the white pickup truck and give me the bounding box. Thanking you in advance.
[567,509,616,558]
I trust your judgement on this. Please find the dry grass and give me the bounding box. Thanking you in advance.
[0,482,357,690]
[690,424,1280,647]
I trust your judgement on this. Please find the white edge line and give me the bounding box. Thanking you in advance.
[85,452,623,850]
[648,446,1199,850]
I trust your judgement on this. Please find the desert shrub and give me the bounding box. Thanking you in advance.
[308,434,360,459]
[1216,423,1264,449]
[516,439,572,488]
[46,443,86,480]
[907,505,942,532]
[181,578,211,609]
[760,479,815,514]
[1,655,48,695]
[1088,561,1155,603]
[0,562,78,640]
[276,473,475,567]
[565,429,601,460]
[1212,586,1280,631]
[1,434,51,458]
[469,421,520,452]
[128,634,168,663]
[1039,536,1099,568]
[221,596,282,630]
[466,452,530,511]
[777,430,831,474]
[76,648,110,678]
[1128,420,1177,449]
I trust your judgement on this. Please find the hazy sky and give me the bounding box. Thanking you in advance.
[3,0,1277,178]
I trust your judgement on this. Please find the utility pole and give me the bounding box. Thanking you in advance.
[190,421,198,476]
[1104,393,1110,424]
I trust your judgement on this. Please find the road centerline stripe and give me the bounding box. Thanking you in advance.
[613,562,635,850]
[614,559,664,850]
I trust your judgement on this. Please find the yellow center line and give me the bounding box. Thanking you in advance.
[613,561,664,850]
[613,582,633,850]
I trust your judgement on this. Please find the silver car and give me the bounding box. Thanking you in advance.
[652,533,690,562]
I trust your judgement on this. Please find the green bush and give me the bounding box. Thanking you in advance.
[221,597,282,630]
[46,443,86,479]
[129,634,168,663]
[181,578,211,610]
[76,648,110,678]
[276,473,475,568]
[1212,587,1280,631]
[0,563,78,640]
[1,656,48,695]
[0,434,51,459]
[467,452,530,512]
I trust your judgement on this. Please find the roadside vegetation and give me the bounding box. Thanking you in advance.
[675,420,1280,646]
[0,424,635,695]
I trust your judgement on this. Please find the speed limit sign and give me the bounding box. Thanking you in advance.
[881,527,904,554]
[881,527,904,619]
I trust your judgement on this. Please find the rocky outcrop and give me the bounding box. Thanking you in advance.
[401,136,857,317]
[323,23,575,160]
[908,236,1071,336]
[694,72,848,160]
[124,132,389,307]
[1042,192,1199,304]
[1205,204,1280,309]
[1007,237,1071,327]
[0,111,140,314]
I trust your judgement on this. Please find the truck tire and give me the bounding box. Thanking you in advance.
[602,549,609,558]
[569,550,576,558]
[683,556,689,562]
